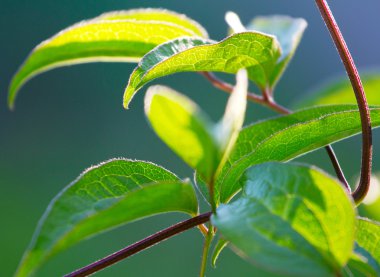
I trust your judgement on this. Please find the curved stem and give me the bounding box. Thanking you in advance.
[65,212,212,277]
[201,72,350,190]
[315,0,372,203]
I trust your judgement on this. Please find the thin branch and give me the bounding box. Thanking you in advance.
[200,72,350,190]
[315,0,372,203]
[65,212,212,277]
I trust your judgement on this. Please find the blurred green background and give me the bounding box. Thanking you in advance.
[1,0,379,276]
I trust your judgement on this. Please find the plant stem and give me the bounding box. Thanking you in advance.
[314,0,373,203]
[65,212,212,277]
[200,72,350,190]
[199,226,213,277]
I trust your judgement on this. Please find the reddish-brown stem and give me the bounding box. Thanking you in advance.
[65,212,212,277]
[315,0,372,203]
[201,72,350,190]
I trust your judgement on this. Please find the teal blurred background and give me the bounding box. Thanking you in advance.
[1,0,379,276]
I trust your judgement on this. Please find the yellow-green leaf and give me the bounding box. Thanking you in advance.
[144,85,220,182]
[8,8,207,109]
[97,9,208,38]
[123,32,281,108]
[246,15,307,88]
[294,72,380,108]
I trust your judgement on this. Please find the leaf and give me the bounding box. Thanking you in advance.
[8,8,208,109]
[123,32,281,108]
[344,253,378,277]
[246,15,307,88]
[97,9,208,38]
[144,85,220,182]
[214,69,248,173]
[354,218,380,274]
[215,105,380,204]
[211,238,229,267]
[145,70,248,187]
[294,72,380,108]
[16,159,198,277]
[212,162,356,276]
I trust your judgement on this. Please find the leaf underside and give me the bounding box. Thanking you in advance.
[16,159,198,277]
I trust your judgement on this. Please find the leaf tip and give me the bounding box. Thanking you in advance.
[225,11,246,33]
[123,87,134,110]
[7,86,17,111]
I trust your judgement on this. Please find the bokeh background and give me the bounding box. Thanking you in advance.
[1,0,379,276]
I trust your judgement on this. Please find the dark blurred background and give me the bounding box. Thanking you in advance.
[1,0,379,276]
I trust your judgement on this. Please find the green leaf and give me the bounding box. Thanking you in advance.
[212,162,356,276]
[123,32,281,108]
[214,69,248,173]
[8,8,207,109]
[97,9,208,38]
[211,238,228,268]
[16,159,198,277]
[294,72,380,108]
[354,218,380,274]
[344,253,378,277]
[145,70,248,188]
[246,15,307,88]
[215,105,380,204]
[144,85,220,182]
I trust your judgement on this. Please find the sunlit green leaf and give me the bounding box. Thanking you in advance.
[215,69,248,173]
[344,253,378,277]
[123,32,281,108]
[16,159,198,277]
[145,69,248,187]
[354,218,380,274]
[97,9,208,38]
[212,162,356,276]
[144,85,219,182]
[294,72,380,108]
[215,105,380,204]
[8,8,207,109]
[246,15,307,88]
[226,12,307,90]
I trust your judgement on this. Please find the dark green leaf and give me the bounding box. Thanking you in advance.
[212,162,356,276]
[123,32,281,108]
[294,72,380,108]
[215,105,380,204]
[16,159,198,277]
[8,8,207,109]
